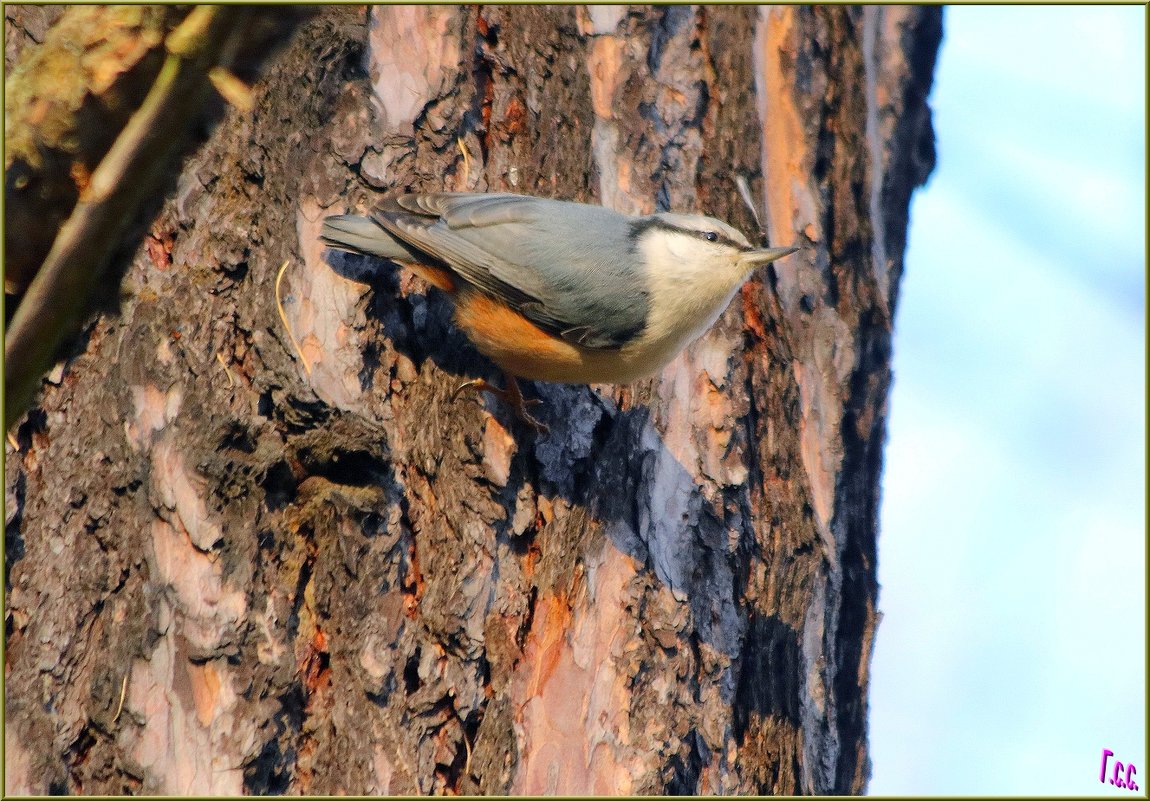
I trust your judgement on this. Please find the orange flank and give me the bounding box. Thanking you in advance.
[399,260,456,293]
[453,291,601,383]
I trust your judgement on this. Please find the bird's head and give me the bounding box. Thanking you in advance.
[636,212,798,287]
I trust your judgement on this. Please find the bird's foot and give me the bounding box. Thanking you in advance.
[452,375,549,434]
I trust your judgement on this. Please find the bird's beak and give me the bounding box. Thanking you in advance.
[739,246,800,268]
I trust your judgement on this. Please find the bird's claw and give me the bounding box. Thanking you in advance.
[451,375,549,434]
[516,411,550,434]
[451,378,488,402]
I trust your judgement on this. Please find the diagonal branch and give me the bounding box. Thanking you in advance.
[4,7,301,429]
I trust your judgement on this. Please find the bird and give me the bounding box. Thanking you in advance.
[320,192,798,433]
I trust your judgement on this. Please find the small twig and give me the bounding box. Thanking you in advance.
[457,137,472,188]
[165,6,217,56]
[208,66,254,111]
[215,351,235,386]
[462,724,474,778]
[275,260,311,376]
[445,694,474,780]
[735,173,768,246]
[112,673,128,723]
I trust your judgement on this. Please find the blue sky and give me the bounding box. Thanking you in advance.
[868,6,1146,795]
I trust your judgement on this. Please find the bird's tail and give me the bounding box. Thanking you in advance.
[320,215,424,262]
[320,214,457,292]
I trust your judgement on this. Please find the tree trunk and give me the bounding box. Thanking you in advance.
[5,5,940,794]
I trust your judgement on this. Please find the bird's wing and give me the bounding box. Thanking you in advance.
[372,194,650,349]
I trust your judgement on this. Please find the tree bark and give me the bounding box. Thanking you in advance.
[3,5,307,427]
[4,5,940,794]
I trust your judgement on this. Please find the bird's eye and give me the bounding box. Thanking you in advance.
[704,231,718,242]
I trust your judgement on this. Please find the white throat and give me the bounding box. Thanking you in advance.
[622,233,750,375]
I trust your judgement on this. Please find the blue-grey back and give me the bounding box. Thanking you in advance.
[378,194,651,349]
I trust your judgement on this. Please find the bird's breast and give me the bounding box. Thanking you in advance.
[450,267,745,386]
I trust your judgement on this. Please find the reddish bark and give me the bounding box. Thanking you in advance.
[5,6,939,794]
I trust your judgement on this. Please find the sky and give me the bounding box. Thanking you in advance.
[868,5,1146,796]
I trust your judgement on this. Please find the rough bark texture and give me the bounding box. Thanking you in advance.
[4,6,178,297]
[3,6,308,426]
[4,5,940,795]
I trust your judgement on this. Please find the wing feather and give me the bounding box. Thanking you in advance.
[371,193,649,349]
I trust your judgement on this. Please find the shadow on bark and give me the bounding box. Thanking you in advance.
[325,245,804,727]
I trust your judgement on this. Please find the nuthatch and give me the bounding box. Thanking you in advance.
[321,192,797,432]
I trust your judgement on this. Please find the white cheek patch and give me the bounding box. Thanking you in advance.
[667,237,690,259]
[665,236,697,261]
[633,233,747,366]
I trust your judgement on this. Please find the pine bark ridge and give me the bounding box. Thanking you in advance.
[4,6,940,795]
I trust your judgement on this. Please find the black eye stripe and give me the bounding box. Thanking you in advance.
[676,225,739,247]
[629,217,746,250]
[695,229,741,248]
